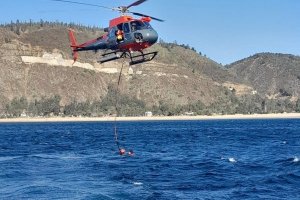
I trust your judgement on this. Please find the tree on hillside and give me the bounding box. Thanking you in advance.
[296,99,300,112]
[64,100,91,116]
[28,95,61,116]
[5,97,28,117]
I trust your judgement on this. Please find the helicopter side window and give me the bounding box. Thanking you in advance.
[123,23,130,33]
[117,24,123,31]
[109,27,117,38]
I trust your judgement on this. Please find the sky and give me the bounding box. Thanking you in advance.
[0,0,299,64]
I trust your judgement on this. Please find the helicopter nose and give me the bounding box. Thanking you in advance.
[144,30,158,44]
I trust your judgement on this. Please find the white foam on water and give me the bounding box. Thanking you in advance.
[282,141,287,144]
[221,157,237,163]
[60,156,82,160]
[293,156,299,163]
[228,157,237,163]
[133,182,143,186]
[31,153,82,160]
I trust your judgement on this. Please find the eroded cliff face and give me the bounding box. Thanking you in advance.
[0,38,107,110]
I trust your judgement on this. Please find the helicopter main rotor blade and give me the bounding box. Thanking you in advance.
[51,0,164,22]
[126,0,147,9]
[51,0,112,10]
[131,12,164,22]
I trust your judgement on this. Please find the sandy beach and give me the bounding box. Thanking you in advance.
[0,113,300,123]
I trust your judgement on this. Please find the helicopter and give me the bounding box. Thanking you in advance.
[52,0,164,65]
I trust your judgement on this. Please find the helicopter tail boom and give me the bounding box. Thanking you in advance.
[68,29,79,62]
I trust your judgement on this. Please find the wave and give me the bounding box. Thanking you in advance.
[133,182,143,186]
[273,156,300,165]
[229,157,237,163]
[0,156,21,162]
[221,157,237,163]
[29,153,84,160]
[5,185,116,200]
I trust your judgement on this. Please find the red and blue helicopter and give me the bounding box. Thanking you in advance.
[52,0,164,65]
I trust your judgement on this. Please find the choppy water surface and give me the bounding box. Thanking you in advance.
[0,119,299,199]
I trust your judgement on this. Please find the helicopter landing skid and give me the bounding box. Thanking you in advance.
[99,51,126,64]
[128,51,158,65]
[98,51,158,65]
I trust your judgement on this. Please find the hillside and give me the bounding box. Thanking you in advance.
[0,22,299,116]
[228,53,300,99]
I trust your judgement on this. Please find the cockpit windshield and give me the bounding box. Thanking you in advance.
[144,22,152,29]
[130,20,152,31]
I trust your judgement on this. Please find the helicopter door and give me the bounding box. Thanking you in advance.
[108,27,118,47]
[123,23,132,41]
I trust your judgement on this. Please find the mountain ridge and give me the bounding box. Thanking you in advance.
[228,53,300,98]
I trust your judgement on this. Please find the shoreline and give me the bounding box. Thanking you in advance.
[0,113,300,123]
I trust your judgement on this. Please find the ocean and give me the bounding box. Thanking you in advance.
[0,119,299,199]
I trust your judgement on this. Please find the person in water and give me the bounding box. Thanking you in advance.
[128,150,134,156]
[119,148,134,156]
[119,148,126,155]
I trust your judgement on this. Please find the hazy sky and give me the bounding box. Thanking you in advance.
[1,0,299,64]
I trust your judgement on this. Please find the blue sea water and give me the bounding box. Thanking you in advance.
[0,119,299,200]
